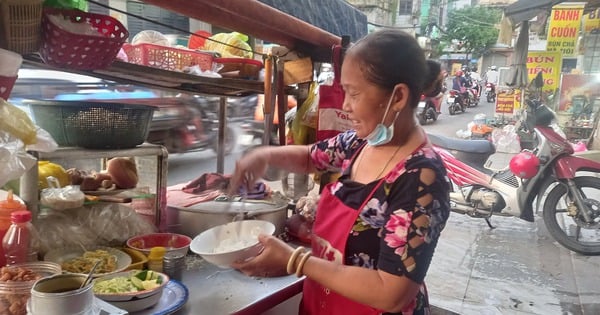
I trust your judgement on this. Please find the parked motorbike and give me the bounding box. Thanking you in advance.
[485,82,496,103]
[416,94,441,125]
[447,90,467,115]
[429,98,600,255]
[147,98,236,154]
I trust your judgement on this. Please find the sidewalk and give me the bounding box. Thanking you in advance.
[425,152,600,315]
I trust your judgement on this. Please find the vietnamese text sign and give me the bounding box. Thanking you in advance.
[546,3,585,57]
[496,91,515,114]
[583,8,600,33]
[527,51,562,96]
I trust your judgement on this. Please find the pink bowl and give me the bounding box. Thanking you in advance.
[126,233,191,257]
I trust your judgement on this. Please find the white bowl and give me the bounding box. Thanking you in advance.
[190,220,275,268]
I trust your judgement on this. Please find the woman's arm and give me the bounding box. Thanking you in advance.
[229,145,315,193]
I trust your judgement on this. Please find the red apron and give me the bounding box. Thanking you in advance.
[300,178,384,315]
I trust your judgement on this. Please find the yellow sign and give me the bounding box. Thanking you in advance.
[496,91,515,114]
[527,51,562,96]
[546,3,585,57]
[583,8,600,33]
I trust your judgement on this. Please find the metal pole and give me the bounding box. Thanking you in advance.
[217,97,227,174]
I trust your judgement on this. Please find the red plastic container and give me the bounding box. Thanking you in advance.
[39,8,129,70]
[122,43,214,72]
[0,75,17,100]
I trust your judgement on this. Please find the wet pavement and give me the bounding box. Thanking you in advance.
[426,153,600,315]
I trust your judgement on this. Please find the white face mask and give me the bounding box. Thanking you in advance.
[364,90,399,146]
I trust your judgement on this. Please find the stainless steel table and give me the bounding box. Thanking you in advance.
[175,254,304,315]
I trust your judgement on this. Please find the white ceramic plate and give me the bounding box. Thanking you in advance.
[94,270,169,302]
[99,280,188,314]
[44,246,132,277]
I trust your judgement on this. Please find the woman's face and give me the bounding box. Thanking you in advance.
[340,54,391,139]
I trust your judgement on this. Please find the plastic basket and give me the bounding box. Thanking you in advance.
[40,8,128,70]
[25,100,155,149]
[0,75,17,100]
[122,43,214,72]
[0,0,44,54]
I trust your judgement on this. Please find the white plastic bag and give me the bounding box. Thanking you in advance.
[40,176,85,210]
[492,125,521,153]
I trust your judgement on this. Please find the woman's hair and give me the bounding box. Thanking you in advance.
[345,29,438,108]
[423,59,443,98]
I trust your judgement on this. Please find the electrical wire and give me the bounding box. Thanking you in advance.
[86,0,266,57]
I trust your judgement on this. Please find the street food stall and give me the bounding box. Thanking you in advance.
[0,0,368,314]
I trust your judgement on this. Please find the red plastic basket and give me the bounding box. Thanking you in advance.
[122,43,214,72]
[0,75,17,100]
[40,8,128,70]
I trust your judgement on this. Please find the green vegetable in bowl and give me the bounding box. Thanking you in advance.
[93,270,163,294]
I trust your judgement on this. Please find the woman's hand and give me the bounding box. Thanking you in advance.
[231,234,294,278]
[229,147,270,195]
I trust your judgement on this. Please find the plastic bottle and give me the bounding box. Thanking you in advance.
[147,246,166,272]
[2,210,40,265]
[0,191,27,267]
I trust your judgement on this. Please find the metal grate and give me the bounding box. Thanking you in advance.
[493,170,520,188]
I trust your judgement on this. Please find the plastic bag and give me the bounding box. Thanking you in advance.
[0,131,37,187]
[492,125,521,153]
[291,82,318,144]
[40,176,85,210]
[37,203,156,255]
[203,32,253,58]
[0,99,37,145]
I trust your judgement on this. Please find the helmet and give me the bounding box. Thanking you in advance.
[490,66,497,70]
[509,151,540,179]
[455,70,463,77]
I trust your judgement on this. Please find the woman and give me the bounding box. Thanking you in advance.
[230,29,450,315]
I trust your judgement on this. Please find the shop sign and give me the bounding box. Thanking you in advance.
[546,3,585,57]
[558,74,600,111]
[496,91,516,114]
[527,51,562,96]
[583,8,600,33]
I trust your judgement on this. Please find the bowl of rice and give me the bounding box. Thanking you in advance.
[190,220,275,268]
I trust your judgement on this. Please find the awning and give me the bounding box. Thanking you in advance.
[505,0,600,23]
[504,0,563,23]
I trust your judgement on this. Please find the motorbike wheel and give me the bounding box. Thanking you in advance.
[418,112,427,125]
[487,94,493,103]
[543,177,600,255]
[448,105,455,115]
[428,107,438,121]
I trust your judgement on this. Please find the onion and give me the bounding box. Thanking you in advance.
[106,157,139,189]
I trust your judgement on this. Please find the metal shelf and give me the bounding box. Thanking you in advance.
[20,143,168,228]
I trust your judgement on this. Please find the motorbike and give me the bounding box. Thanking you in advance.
[416,93,441,125]
[429,98,600,255]
[447,89,467,115]
[485,82,496,103]
[147,98,237,154]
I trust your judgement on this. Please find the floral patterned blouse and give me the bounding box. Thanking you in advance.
[310,130,451,315]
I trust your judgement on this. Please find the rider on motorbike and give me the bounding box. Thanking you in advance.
[484,65,499,95]
[452,70,469,106]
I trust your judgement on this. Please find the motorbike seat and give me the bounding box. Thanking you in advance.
[428,133,495,155]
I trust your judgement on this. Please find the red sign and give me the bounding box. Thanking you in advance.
[496,92,515,114]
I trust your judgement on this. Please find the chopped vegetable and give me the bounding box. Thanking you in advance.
[93,270,163,294]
